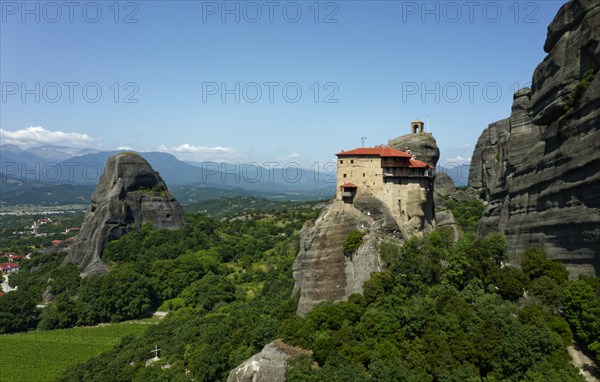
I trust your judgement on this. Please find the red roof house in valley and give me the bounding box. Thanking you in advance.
[0,263,20,274]
[6,254,26,261]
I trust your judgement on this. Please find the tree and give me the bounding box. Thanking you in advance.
[77,265,153,324]
[0,290,39,333]
[38,293,77,330]
[50,262,81,295]
[529,276,564,309]
[490,267,528,301]
[564,279,600,361]
[343,230,364,257]
[180,273,236,311]
[521,247,568,284]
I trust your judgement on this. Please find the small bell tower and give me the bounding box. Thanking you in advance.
[411,119,424,134]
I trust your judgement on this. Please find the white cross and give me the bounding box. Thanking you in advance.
[151,345,161,358]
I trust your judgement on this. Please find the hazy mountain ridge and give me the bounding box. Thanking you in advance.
[0,144,336,204]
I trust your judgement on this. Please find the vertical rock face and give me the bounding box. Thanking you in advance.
[293,202,383,316]
[62,152,186,276]
[469,0,600,277]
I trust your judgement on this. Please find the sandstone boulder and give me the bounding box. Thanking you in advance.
[227,340,310,382]
[388,133,440,167]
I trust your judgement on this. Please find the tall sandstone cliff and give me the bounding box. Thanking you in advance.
[63,152,186,276]
[469,0,600,277]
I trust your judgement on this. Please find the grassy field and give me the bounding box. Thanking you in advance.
[0,321,154,382]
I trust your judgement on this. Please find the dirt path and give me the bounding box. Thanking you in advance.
[568,345,600,382]
[1,274,16,293]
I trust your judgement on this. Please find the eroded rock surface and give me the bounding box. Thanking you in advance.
[62,152,186,276]
[388,133,440,167]
[469,0,600,277]
[434,172,457,207]
[292,202,382,316]
[227,340,310,382]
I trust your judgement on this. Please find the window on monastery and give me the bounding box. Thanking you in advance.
[343,174,347,178]
[363,173,365,177]
[351,160,354,164]
[340,160,343,164]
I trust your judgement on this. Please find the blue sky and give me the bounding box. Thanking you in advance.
[1,0,567,168]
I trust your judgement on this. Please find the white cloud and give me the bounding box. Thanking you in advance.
[441,156,471,165]
[276,152,301,161]
[0,126,94,148]
[116,146,134,151]
[156,144,240,162]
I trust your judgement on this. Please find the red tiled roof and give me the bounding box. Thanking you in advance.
[336,147,412,158]
[0,263,20,270]
[408,159,430,168]
[341,183,358,188]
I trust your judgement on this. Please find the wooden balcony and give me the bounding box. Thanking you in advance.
[381,159,410,167]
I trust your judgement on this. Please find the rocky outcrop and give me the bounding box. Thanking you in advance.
[388,133,440,167]
[293,201,388,316]
[435,210,460,242]
[434,172,457,207]
[62,152,186,276]
[227,340,311,382]
[469,0,600,277]
[353,195,401,235]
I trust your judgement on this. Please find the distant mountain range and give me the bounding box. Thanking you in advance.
[1,144,469,205]
[0,144,335,205]
[437,163,470,188]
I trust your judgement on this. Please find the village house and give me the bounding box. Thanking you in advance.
[31,217,53,235]
[3,253,26,262]
[0,263,20,274]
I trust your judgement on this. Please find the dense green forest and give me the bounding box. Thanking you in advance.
[0,199,599,381]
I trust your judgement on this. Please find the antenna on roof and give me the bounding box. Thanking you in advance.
[361,137,367,147]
